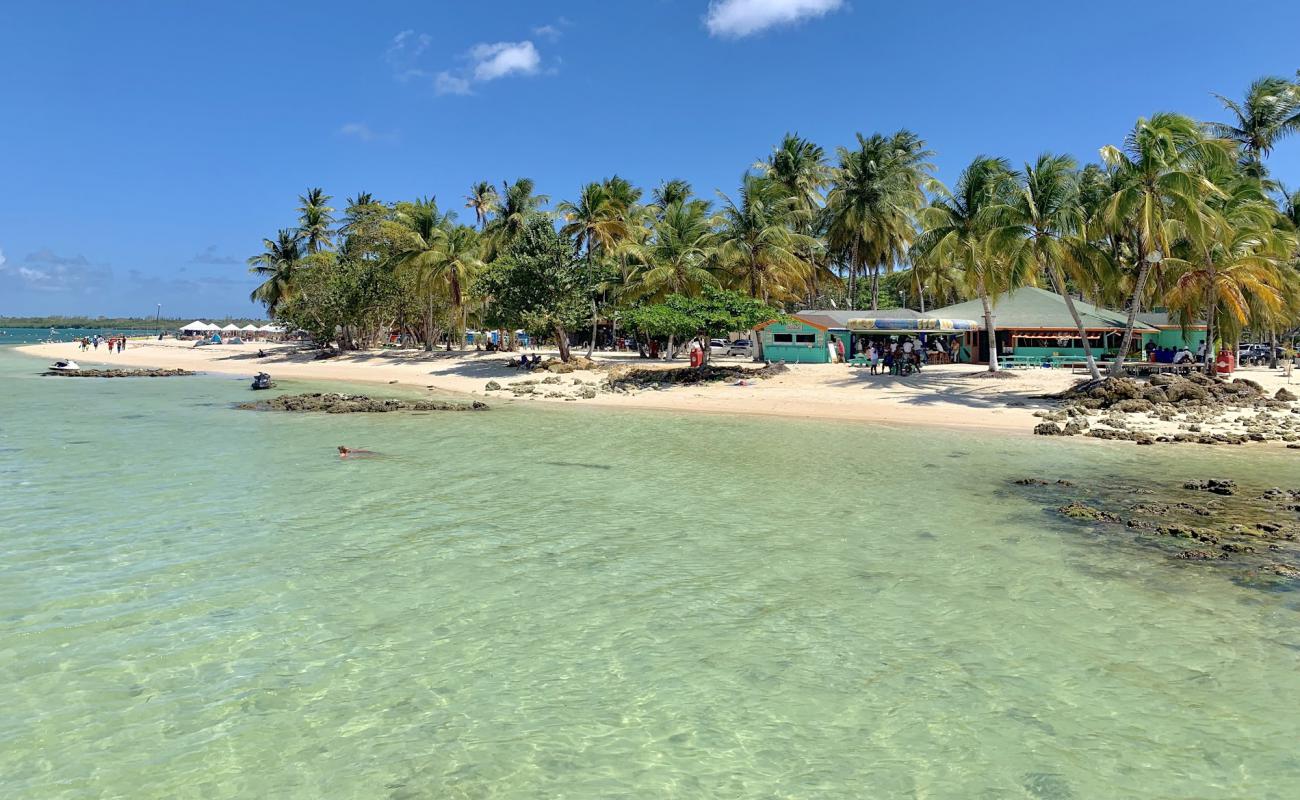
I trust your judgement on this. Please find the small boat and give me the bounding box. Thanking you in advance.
[49,360,81,372]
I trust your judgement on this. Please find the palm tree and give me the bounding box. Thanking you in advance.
[1207,76,1300,177]
[559,180,634,356]
[652,179,695,212]
[297,188,335,253]
[627,199,720,301]
[760,133,832,303]
[991,154,1104,379]
[715,174,815,304]
[465,181,500,231]
[1097,113,1231,375]
[916,157,1026,372]
[1166,178,1289,370]
[387,199,458,350]
[247,230,304,316]
[485,178,549,257]
[825,131,933,309]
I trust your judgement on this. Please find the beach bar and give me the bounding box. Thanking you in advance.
[928,287,1158,364]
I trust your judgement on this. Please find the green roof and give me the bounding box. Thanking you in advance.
[928,287,1155,331]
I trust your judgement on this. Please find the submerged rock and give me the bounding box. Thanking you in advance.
[44,368,194,378]
[237,393,487,413]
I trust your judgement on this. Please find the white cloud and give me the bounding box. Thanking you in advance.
[469,41,541,81]
[338,122,398,143]
[431,40,544,96]
[386,30,432,80]
[434,72,473,96]
[705,0,844,38]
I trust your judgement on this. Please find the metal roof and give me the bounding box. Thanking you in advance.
[928,287,1156,331]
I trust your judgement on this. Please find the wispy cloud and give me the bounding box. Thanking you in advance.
[532,18,570,41]
[0,248,109,293]
[190,245,240,265]
[705,0,844,38]
[338,122,398,143]
[386,29,433,80]
[434,40,543,96]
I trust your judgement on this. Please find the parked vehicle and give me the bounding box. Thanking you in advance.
[708,339,731,357]
[726,339,754,357]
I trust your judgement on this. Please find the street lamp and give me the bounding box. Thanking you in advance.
[155,304,162,336]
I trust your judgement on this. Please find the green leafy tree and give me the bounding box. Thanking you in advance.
[476,217,589,362]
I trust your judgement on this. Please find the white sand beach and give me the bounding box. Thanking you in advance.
[18,339,1298,438]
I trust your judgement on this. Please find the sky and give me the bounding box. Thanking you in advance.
[1,0,1298,318]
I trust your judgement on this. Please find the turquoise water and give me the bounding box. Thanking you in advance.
[1,346,1298,799]
[0,327,161,345]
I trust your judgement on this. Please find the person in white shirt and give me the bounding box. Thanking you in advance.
[1173,347,1193,364]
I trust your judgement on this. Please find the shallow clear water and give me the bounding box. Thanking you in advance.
[1,347,1298,799]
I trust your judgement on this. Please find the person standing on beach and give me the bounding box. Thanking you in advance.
[867,343,878,375]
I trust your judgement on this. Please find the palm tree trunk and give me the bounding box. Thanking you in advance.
[870,265,880,311]
[847,242,858,310]
[1269,331,1279,369]
[978,278,1000,372]
[555,324,571,363]
[1109,259,1153,377]
[425,294,435,352]
[1047,264,1101,380]
[1204,278,1217,376]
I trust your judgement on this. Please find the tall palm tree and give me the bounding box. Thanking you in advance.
[464,181,499,231]
[760,133,832,303]
[916,157,1026,372]
[825,131,933,309]
[1097,113,1231,375]
[1207,76,1300,177]
[559,180,634,356]
[387,199,457,351]
[297,188,335,254]
[1166,178,1289,369]
[991,154,1104,379]
[247,230,304,316]
[626,199,720,301]
[652,179,695,212]
[485,178,549,258]
[715,174,815,304]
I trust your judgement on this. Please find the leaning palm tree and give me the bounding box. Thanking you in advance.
[1097,113,1231,375]
[916,157,1024,372]
[464,181,500,231]
[297,188,335,253]
[247,229,304,316]
[387,199,457,350]
[1207,76,1300,178]
[991,154,1104,379]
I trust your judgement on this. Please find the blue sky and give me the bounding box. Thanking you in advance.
[1,0,1298,317]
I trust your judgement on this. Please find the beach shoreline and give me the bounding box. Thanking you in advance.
[16,339,1298,441]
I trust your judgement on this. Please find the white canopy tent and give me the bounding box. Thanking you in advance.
[181,320,213,333]
[241,324,259,332]
[220,324,241,332]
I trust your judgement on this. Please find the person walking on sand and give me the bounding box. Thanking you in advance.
[867,343,878,375]
[835,337,845,364]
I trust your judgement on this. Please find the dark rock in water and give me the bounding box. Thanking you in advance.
[1057,501,1120,523]
[1033,422,1063,436]
[1267,563,1300,579]
[1184,479,1236,495]
[1175,549,1219,560]
[237,393,487,413]
[44,368,194,378]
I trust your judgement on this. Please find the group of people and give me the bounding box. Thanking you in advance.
[1145,340,1204,365]
[78,335,126,353]
[848,336,964,376]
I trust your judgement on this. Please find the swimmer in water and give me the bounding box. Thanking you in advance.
[338,446,377,459]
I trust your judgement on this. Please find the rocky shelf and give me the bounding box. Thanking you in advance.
[237,393,488,413]
[1033,374,1299,445]
[1012,475,1300,587]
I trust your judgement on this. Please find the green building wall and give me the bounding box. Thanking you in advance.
[759,322,831,363]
